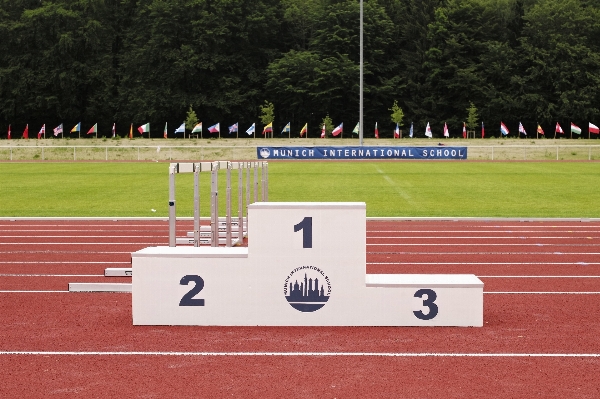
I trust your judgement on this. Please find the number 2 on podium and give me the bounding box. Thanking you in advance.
[294,217,312,248]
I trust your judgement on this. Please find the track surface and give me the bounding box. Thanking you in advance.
[1,220,599,398]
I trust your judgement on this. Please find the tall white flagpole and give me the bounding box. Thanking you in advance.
[359,0,364,146]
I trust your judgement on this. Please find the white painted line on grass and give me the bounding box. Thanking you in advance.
[0,351,598,357]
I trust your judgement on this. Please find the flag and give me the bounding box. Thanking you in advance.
[229,123,239,134]
[300,123,307,137]
[374,122,379,138]
[537,124,545,135]
[262,122,272,135]
[352,122,359,135]
[208,123,220,133]
[174,123,185,134]
[321,124,326,138]
[71,122,80,133]
[163,122,168,139]
[443,122,449,138]
[111,123,115,138]
[425,122,432,138]
[280,122,290,135]
[332,122,343,136]
[462,122,466,139]
[138,123,150,134]
[571,123,581,135]
[556,122,564,134]
[38,124,45,139]
[589,122,599,134]
[519,122,527,136]
[409,122,413,138]
[53,124,63,137]
[500,122,509,136]
[482,122,485,138]
[246,123,255,136]
[129,124,133,139]
[191,123,202,133]
[87,123,97,135]
[7,125,10,140]
[394,123,400,138]
[22,124,29,139]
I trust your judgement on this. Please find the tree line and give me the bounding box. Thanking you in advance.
[1,0,600,139]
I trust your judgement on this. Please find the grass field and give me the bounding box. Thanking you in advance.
[0,161,599,217]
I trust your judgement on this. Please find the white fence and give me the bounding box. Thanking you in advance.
[1,145,599,161]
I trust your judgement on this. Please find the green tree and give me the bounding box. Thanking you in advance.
[259,100,274,137]
[466,102,479,131]
[389,100,405,127]
[321,113,333,137]
[185,105,198,133]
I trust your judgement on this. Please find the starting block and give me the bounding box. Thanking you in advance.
[132,202,483,326]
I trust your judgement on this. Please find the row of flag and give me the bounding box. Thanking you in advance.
[6,121,600,139]
[6,122,110,139]
[500,121,599,137]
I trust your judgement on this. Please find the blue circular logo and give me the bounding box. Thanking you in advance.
[284,266,331,312]
[259,148,270,158]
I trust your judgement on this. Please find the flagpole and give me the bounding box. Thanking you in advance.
[359,0,364,146]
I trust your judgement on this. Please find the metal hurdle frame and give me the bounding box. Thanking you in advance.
[168,161,268,248]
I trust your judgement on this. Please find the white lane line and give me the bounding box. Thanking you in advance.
[368,243,600,246]
[486,292,600,294]
[368,252,600,255]
[0,261,129,264]
[0,242,163,245]
[369,230,600,233]
[0,351,598,357]
[0,274,105,277]
[0,290,597,295]
[0,251,131,254]
[0,236,167,238]
[368,262,600,265]
[478,276,600,278]
[368,236,600,239]
[0,290,68,293]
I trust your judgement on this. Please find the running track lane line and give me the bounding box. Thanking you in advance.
[2,291,600,294]
[0,351,599,357]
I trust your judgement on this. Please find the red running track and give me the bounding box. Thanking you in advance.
[0,219,599,398]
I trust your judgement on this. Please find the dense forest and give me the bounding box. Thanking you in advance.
[1,0,600,139]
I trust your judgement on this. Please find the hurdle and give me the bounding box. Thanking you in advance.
[168,160,268,247]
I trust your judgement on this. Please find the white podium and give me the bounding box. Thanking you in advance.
[132,202,483,326]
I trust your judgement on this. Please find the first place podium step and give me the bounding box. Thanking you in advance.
[132,202,483,326]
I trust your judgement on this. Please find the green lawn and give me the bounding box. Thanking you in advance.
[0,161,598,217]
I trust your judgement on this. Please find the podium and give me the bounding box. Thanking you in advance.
[132,203,483,326]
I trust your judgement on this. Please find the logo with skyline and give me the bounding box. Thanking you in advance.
[284,266,331,312]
